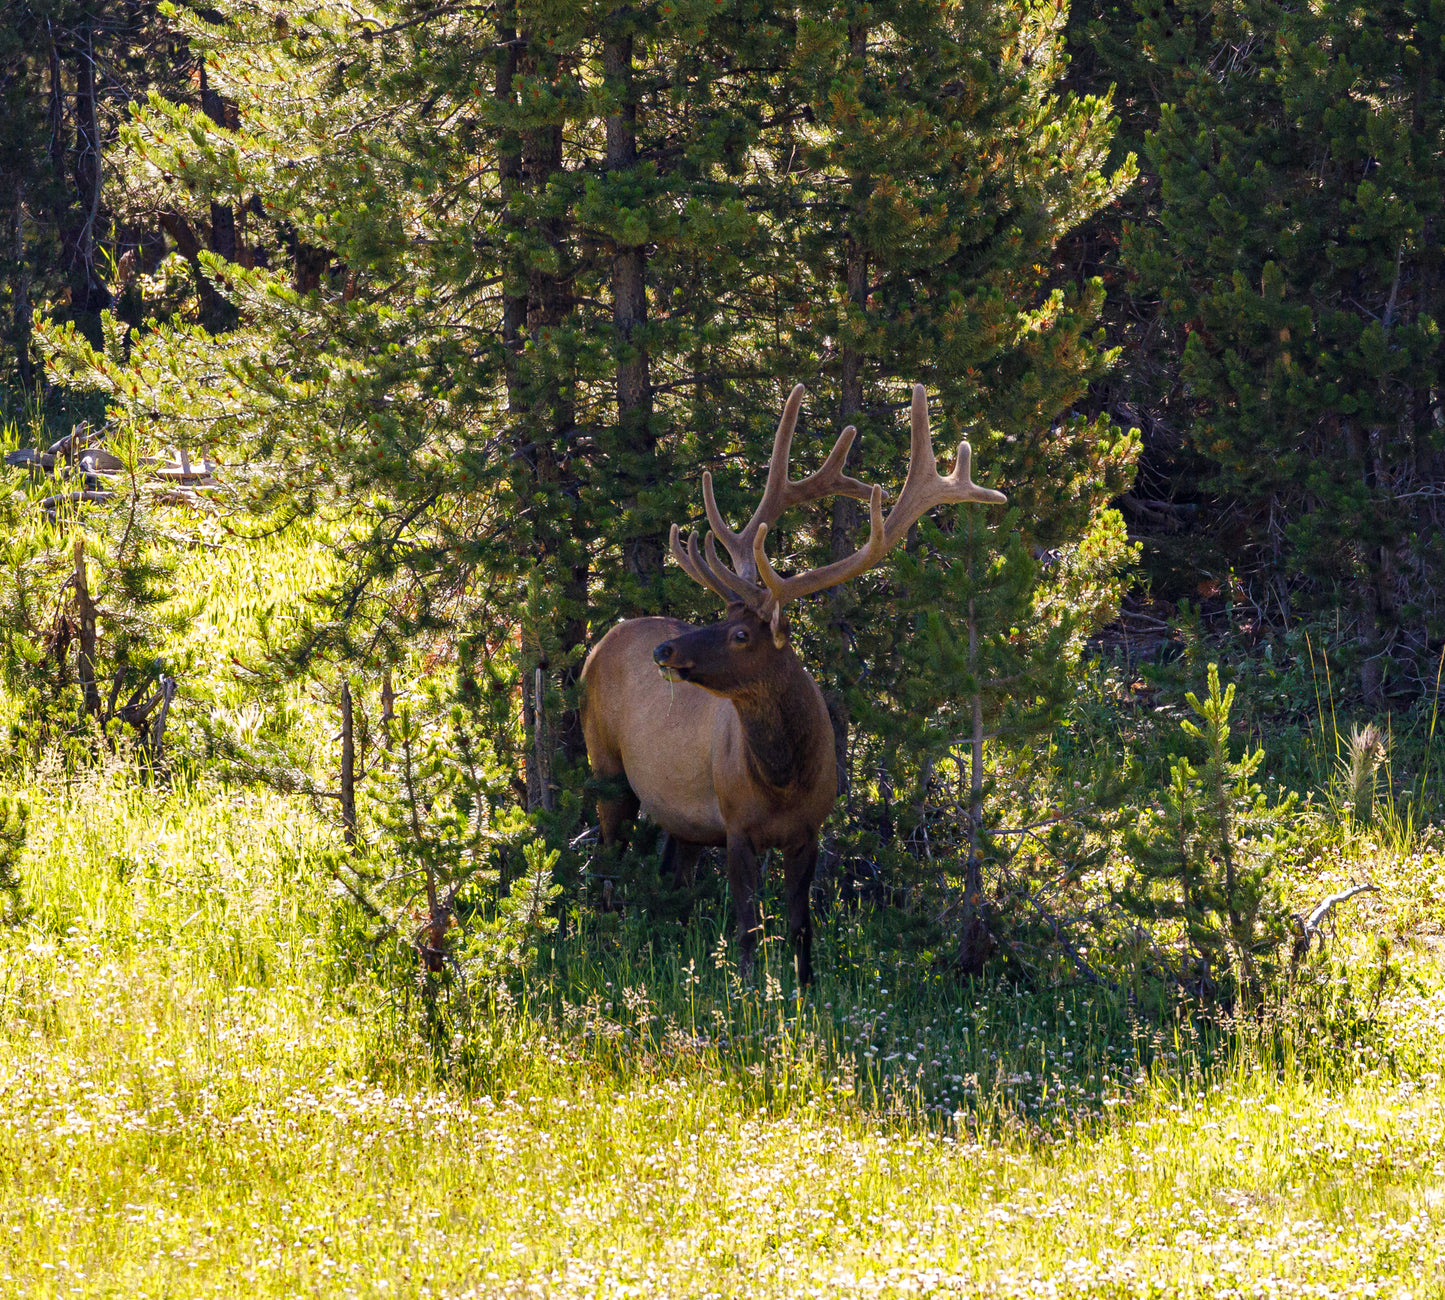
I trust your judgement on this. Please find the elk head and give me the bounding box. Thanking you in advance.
[653,600,793,698]
[665,382,1007,649]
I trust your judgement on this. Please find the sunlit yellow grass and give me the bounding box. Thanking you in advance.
[2,766,1443,1299]
[0,516,1441,1297]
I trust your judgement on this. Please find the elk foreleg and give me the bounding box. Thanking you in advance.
[783,839,817,987]
[593,768,639,849]
[726,832,763,978]
[661,833,704,889]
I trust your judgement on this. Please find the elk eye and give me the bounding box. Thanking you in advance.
[732,629,749,644]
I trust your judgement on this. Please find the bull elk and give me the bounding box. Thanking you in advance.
[580,384,1007,984]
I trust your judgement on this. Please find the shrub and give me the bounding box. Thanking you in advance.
[1117,663,1300,1006]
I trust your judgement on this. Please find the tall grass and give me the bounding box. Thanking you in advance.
[2,760,1443,1297]
[0,495,1441,1295]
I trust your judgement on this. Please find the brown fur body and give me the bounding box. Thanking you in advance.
[581,383,1007,983]
[580,611,835,982]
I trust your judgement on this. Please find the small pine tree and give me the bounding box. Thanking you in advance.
[357,695,530,975]
[0,791,28,925]
[1118,663,1298,1005]
[458,838,561,983]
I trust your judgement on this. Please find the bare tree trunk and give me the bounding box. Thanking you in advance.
[497,0,524,407]
[151,677,176,761]
[7,183,33,388]
[73,538,101,717]
[340,679,358,847]
[826,20,871,573]
[823,20,872,801]
[69,24,107,317]
[380,669,394,729]
[957,598,991,974]
[533,668,554,812]
[520,44,588,788]
[606,21,660,586]
[47,28,66,178]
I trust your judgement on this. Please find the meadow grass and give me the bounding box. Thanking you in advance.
[0,511,1442,1297]
[2,760,1443,1298]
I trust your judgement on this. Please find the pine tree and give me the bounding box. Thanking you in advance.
[1126,0,1445,700]
[1,0,202,383]
[754,0,1139,924]
[43,0,807,809]
[40,0,1140,891]
[1118,662,1298,1004]
[0,791,28,924]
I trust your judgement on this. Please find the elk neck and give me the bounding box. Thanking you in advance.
[728,654,826,793]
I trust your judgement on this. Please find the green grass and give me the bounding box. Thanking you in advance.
[0,501,1443,1296]
[2,760,1444,1297]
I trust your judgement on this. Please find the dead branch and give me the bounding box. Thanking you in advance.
[1292,882,1378,961]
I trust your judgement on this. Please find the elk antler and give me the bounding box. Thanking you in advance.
[671,383,1007,615]
[752,384,1007,608]
[701,384,876,585]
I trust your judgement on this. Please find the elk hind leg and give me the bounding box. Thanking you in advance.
[660,833,704,889]
[783,839,818,987]
[725,833,762,978]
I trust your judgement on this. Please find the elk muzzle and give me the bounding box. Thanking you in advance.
[653,639,691,682]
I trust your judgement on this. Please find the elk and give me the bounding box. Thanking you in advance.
[580,384,1007,984]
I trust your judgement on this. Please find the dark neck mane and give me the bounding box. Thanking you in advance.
[730,656,824,792]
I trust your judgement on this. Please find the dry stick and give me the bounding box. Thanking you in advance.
[339,679,357,848]
[379,670,394,771]
[1296,882,1378,954]
[535,667,554,812]
[151,677,176,761]
[103,665,125,725]
[399,722,446,971]
[72,537,101,717]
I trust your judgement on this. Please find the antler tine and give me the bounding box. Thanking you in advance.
[702,384,805,581]
[880,385,1007,548]
[669,524,733,603]
[782,423,879,510]
[704,531,767,604]
[753,485,887,607]
[704,385,879,583]
[743,384,1006,614]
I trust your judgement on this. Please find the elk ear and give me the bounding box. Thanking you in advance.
[769,603,789,649]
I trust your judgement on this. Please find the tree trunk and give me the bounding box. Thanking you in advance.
[7,183,33,389]
[520,44,588,800]
[340,679,358,847]
[198,63,237,263]
[48,30,66,179]
[957,598,992,974]
[606,22,661,587]
[497,2,524,406]
[824,25,871,799]
[69,24,108,318]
